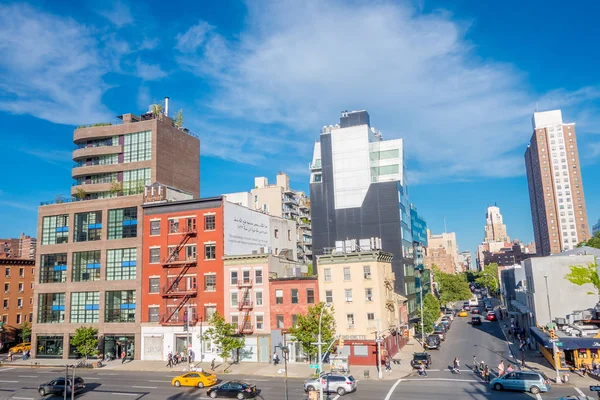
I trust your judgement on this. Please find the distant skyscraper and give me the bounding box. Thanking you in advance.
[525,110,590,256]
[484,206,510,244]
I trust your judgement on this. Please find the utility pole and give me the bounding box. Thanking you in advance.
[316,303,331,400]
[377,319,383,379]
[71,364,75,400]
[199,316,204,362]
[420,274,425,344]
[544,275,561,384]
[63,365,68,400]
[187,304,192,368]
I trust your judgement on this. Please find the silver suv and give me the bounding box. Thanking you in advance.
[303,373,357,396]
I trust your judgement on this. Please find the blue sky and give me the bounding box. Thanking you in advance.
[0,0,599,257]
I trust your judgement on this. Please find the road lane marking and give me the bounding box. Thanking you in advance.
[12,397,34,400]
[401,378,481,383]
[0,367,16,371]
[148,379,171,382]
[332,395,340,400]
[575,387,586,396]
[384,378,403,400]
[0,380,19,383]
[111,394,139,396]
[18,375,38,378]
[132,386,157,389]
[100,373,119,375]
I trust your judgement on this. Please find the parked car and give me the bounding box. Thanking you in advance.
[38,377,85,397]
[424,335,441,350]
[490,371,551,394]
[444,311,455,321]
[410,352,432,369]
[487,311,497,321]
[9,342,31,354]
[440,320,451,331]
[303,374,357,396]
[432,327,446,341]
[471,316,482,326]
[207,381,261,399]
[172,371,217,388]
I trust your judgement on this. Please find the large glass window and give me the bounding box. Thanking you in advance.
[72,251,101,282]
[70,292,100,323]
[105,290,136,323]
[204,244,216,260]
[74,211,102,242]
[371,165,399,176]
[40,253,67,283]
[41,215,69,245]
[107,207,137,239]
[370,149,400,161]
[38,293,65,323]
[150,220,160,235]
[123,130,151,163]
[36,335,64,358]
[106,248,136,280]
[149,248,160,263]
[122,168,151,195]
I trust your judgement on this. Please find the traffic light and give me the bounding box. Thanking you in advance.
[183,311,188,332]
[338,338,344,349]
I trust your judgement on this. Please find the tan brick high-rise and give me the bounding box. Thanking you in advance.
[525,110,590,256]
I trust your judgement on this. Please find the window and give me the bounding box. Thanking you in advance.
[70,292,100,323]
[149,248,160,263]
[242,270,251,285]
[204,244,216,260]
[40,253,67,283]
[18,283,24,293]
[106,248,136,280]
[41,214,69,245]
[274,229,279,238]
[324,268,331,282]
[255,291,263,306]
[72,251,101,282]
[255,269,263,284]
[19,268,24,278]
[230,271,238,285]
[3,283,7,293]
[17,298,23,308]
[288,230,291,241]
[123,130,151,162]
[186,245,197,261]
[204,214,215,231]
[276,289,284,304]
[3,299,8,309]
[204,305,217,320]
[107,207,137,239]
[16,314,22,324]
[38,293,65,323]
[74,211,102,242]
[4,268,9,278]
[291,289,299,304]
[326,290,333,303]
[292,314,299,327]
[307,288,315,304]
[276,315,284,329]
[150,220,160,235]
[256,314,264,330]
[345,289,353,302]
[343,267,351,280]
[169,219,179,233]
[105,290,136,323]
[149,278,160,293]
[231,292,238,308]
[367,313,375,326]
[365,288,373,302]
[205,274,216,291]
[363,266,371,279]
[346,313,355,328]
[148,307,159,322]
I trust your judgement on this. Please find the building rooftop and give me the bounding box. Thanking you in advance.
[550,246,600,258]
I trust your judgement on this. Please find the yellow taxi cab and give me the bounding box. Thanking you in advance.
[172,371,218,388]
[458,309,469,317]
[9,342,31,354]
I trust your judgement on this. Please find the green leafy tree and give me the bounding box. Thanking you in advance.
[565,262,600,297]
[432,266,472,304]
[288,302,335,361]
[20,321,31,342]
[416,293,441,334]
[71,327,99,360]
[578,231,600,249]
[201,312,245,365]
[174,109,184,128]
[476,263,499,293]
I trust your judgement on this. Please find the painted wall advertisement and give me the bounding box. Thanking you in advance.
[224,201,270,255]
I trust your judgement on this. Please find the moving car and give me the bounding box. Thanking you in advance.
[458,309,469,317]
[424,335,441,350]
[303,373,357,396]
[471,308,480,314]
[172,371,217,388]
[207,381,261,399]
[410,352,432,369]
[9,342,31,354]
[490,371,551,394]
[487,311,497,321]
[38,377,85,397]
[471,316,482,326]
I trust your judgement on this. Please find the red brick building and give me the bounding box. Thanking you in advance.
[0,258,35,348]
[269,277,319,331]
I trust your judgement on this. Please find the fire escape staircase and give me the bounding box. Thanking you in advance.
[238,279,254,334]
[160,223,198,325]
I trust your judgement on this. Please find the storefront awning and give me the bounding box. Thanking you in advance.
[511,300,531,314]
[529,327,554,349]
[530,327,600,350]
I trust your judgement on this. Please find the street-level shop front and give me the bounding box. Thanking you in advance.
[530,327,600,370]
[35,333,137,360]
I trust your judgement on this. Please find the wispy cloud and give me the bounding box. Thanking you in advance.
[20,148,73,165]
[137,86,151,110]
[0,200,36,212]
[135,58,167,81]
[96,0,133,28]
[174,0,600,181]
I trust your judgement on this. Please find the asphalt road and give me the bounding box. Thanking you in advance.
[1,304,599,399]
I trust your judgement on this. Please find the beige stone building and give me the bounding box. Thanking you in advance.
[425,230,460,273]
[33,103,199,360]
[317,251,399,339]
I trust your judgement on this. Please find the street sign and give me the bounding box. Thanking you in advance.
[590,385,600,392]
[555,342,563,347]
[309,364,319,369]
[550,338,559,342]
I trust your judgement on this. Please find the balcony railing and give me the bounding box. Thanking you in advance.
[160,313,198,326]
[238,301,253,310]
[238,323,254,334]
[237,279,252,288]
[161,285,197,297]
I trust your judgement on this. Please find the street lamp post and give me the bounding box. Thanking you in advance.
[544,274,562,384]
[419,272,425,345]
[318,303,331,400]
[277,343,289,400]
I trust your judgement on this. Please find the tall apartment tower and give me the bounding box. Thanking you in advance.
[525,110,590,256]
[310,110,417,315]
[33,104,200,360]
[484,206,510,243]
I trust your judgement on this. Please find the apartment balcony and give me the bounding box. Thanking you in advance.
[309,161,322,171]
[238,301,254,310]
[161,257,197,269]
[161,285,198,298]
[238,323,254,334]
[70,182,114,196]
[71,163,123,179]
[237,279,253,288]
[160,314,198,326]
[72,145,123,160]
[305,248,312,255]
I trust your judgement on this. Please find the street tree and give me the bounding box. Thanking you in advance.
[476,263,499,293]
[565,262,600,298]
[577,231,600,249]
[432,266,472,305]
[71,326,99,360]
[416,293,441,334]
[288,302,336,361]
[20,321,31,342]
[201,312,245,365]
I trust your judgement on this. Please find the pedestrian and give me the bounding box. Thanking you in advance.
[498,360,505,377]
[166,353,173,368]
[526,336,531,350]
[273,351,279,365]
[593,359,598,372]
[121,350,126,364]
[483,365,490,382]
[385,357,391,372]
[473,355,478,372]
[506,364,514,374]
[453,357,461,374]
[211,358,216,371]
[7,350,13,362]
[419,363,427,377]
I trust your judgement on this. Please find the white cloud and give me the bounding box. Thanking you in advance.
[0,4,113,125]
[0,200,36,212]
[135,58,168,80]
[19,148,74,166]
[137,86,151,110]
[96,0,133,28]
[175,0,600,182]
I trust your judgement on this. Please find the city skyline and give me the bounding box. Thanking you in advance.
[1,0,600,257]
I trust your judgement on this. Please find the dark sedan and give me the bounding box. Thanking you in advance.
[38,377,85,396]
[471,316,482,325]
[207,381,261,399]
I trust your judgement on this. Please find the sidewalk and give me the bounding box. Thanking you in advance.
[3,339,419,381]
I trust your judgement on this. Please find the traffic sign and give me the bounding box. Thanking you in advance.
[590,385,600,392]
[309,364,319,369]
[550,338,559,342]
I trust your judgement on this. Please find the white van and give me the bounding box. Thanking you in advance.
[469,298,478,307]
